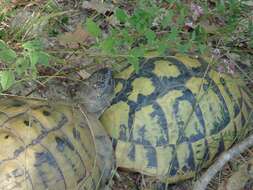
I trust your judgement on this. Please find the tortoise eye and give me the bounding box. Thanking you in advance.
[43,110,51,116]
[93,81,104,89]
[24,120,29,126]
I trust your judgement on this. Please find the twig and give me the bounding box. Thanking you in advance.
[193,133,253,190]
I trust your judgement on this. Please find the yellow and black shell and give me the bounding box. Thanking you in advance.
[100,53,253,183]
[0,97,113,190]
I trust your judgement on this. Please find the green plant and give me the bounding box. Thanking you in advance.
[0,0,251,91]
[0,39,50,91]
[84,0,250,71]
[85,1,206,71]
[0,0,68,92]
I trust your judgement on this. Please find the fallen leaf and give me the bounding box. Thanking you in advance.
[11,10,48,38]
[58,23,90,48]
[82,0,114,15]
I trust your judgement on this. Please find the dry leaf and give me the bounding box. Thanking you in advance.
[218,158,253,190]
[11,10,48,38]
[58,23,90,48]
[82,0,114,15]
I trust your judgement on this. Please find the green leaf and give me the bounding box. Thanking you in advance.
[0,40,17,63]
[31,67,38,79]
[23,40,43,51]
[0,70,15,90]
[129,9,152,33]
[22,40,49,67]
[191,30,196,41]
[178,43,191,53]
[0,49,17,63]
[130,47,144,58]
[26,50,49,66]
[115,8,128,23]
[198,44,207,54]
[122,29,134,44]
[167,27,178,40]
[145,29,156,44]
[217,0,225,14]
[128,47,145,73]
[37,52,50,66]
[29,51,40,66]
[100,37,115,54]
[61,16,69,24]
[15,57,29,76]
[195,25,207,42]
[157,42,168,55]
[128,56,140,73]
[0,40,7,49]
[85,18,101,37]
[178,8,186,25]
[161,10,174,28]
[249,39,253,49]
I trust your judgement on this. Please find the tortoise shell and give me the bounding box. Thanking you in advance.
[100,53,253,183]
[0,97,113,190]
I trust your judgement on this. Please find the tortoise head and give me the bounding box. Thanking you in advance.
[70,68,115,115]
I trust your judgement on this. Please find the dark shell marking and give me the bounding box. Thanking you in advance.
[0,98,113,190]
[100,54,253,183]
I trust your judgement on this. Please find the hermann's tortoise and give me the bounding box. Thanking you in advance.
[0,69,115,190]
[97,53,253,184]
[2,53,253,189]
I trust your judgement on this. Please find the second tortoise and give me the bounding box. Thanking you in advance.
[98,53,253,183]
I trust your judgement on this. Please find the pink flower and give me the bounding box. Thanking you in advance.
[191,3,203,21]
[212,48,221,57]
[227,62,235,75]
[217,65,225,73]
[223,59,236,75]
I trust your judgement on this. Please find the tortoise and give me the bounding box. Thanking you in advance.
[2,52,252,188]
[0,69,115,190]
[96,53,253,184]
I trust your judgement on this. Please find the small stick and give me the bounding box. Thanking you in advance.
[193,133,253,190]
